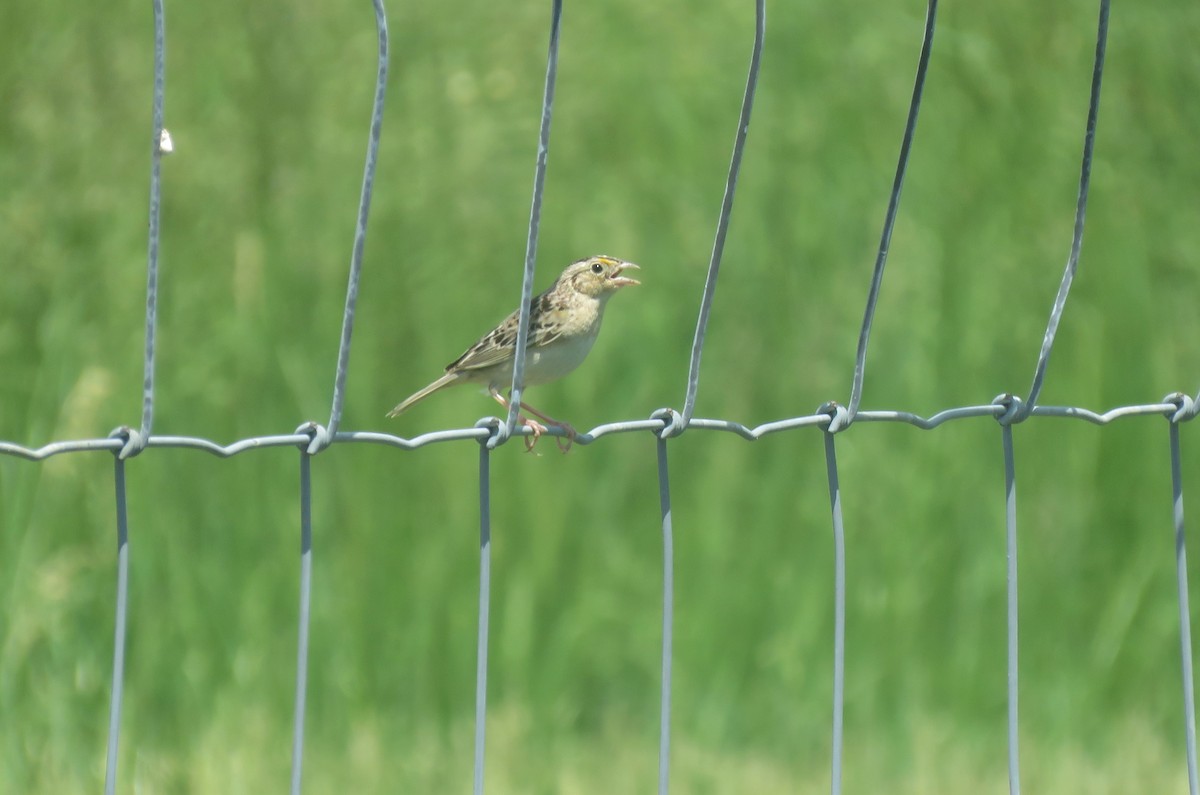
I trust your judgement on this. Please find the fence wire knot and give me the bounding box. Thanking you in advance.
[993,393,1027,426]
[820,401,851,434]
[652,407,685,440]
[295,422,332,456]
[477,416,505,449]
[108,425,146,460]
[1164,392,1198,424]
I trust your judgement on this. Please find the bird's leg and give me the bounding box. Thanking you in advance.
[515,401,577,454]
[489,388,548,452]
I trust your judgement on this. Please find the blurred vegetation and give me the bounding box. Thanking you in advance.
[2,0,1199,791]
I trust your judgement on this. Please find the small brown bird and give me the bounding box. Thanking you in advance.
[388,255,640,450]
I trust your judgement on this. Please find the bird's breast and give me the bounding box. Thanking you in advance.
[523,332,598,385]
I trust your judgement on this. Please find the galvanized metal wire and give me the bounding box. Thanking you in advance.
[677,0,765,431]
[135,0,167,455]
[1024,0,1110,415]
[655,437,675,795]
[995,6,1112,792]
[845,0,938,423]
[2,0,1198,793]
[290,451,314,795]
[502,0,564,446]
[474,441,493,795]
[1001,421,1021,795]
[103,456,130,795]
[320,0,390,449]
[1171,419,1200,795]
[9,400,1200,463]
[822,432,847,795]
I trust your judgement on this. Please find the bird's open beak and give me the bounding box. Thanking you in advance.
[610,261,640,287]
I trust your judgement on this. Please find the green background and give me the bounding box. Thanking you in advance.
[3,0,1200,791]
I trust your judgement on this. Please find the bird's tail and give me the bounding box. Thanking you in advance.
[386,371,462,417]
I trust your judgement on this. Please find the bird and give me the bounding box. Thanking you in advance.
[387,255,640,451]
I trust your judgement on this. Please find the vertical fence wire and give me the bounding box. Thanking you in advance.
[1023,0,1109,411]
[102,0,167,785]
[654,437,675,795]
[290,452,314,795]
[677,0,764,429]
[322,0,389,443]
[103,459,131,795]
[139,0,166,442]
[473,443,493,795]
[1170,421,1200,795]
[822,432,846,795]
[502,0,563,441]
[1001,424,1021,795]
[845,0,937,421]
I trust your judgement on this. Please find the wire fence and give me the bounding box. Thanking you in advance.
[2,0,1198,793]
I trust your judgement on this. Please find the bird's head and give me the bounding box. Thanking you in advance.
[562,255,641,298]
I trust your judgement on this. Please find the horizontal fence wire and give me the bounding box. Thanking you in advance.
[3,0,1199,793]
[5,400,1199,462]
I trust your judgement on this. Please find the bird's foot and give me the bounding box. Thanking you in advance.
[516,401,576,453]
[521,416,549,453]
[552,422,577,453]
[489,388,576,453]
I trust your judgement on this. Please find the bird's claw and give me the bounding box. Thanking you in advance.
[520,417,577,454]
[553,423,577,454]
[522,417,549,453]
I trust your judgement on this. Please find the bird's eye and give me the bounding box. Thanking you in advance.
[591,261,604,274]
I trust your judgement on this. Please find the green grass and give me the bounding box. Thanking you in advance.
[3,0,1200,791]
